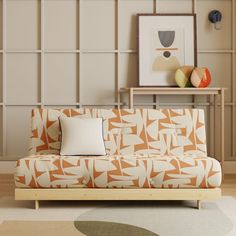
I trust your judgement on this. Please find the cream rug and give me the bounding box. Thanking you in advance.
[0,196,236,236]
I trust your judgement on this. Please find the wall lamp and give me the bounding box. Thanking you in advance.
[208,10,222,30]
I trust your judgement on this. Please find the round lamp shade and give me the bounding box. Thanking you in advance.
[190,67,211,88]
[175,66,195,88]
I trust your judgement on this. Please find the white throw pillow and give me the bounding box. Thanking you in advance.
[59,117,106,156]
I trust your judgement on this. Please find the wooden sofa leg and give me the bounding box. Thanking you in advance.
[35,200,39,210]
[197,200,201,210]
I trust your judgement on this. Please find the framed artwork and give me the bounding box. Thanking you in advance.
[138,14,197,86]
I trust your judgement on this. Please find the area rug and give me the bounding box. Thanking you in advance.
[0,196,236,236]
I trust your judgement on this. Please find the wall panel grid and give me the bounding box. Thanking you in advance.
[0,0,235,161]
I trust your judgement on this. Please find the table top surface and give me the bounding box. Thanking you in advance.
[120,87,226,91]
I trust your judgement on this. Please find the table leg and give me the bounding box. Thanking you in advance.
[129,88,133,109]
[209,95,214,157]
[117,91,121,109]
[214,94,217,160]
[220,89,225,176]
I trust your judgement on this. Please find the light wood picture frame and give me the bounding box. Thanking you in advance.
[138,14,197,86]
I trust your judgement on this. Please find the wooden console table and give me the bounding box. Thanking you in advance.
[119,87,226,172]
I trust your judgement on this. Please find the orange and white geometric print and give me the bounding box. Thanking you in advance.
[30,108,207,157]
[15,154,221,188]
[15,108,221,189]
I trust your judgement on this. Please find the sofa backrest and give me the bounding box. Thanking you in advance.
[30,108,207,156]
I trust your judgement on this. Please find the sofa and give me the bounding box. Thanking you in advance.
[15,108,222,209]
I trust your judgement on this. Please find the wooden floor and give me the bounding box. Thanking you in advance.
[0,174,15,198]
[1,174,236,198]
[221,174,236,198]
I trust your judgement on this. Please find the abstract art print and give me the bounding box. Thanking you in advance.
[138,14,197,86]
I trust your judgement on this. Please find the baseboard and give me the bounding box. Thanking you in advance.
[1,161,236,174]
[224,161,236,174]
[0,161,15,173]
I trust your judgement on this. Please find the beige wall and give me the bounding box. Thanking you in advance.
[0,0,235,161]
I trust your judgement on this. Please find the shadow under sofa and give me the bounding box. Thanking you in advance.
[14,108,222,209]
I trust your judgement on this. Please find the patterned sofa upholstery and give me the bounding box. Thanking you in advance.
[15,108,222,189]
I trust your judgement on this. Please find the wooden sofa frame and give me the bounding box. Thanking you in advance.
[15,188,221,210]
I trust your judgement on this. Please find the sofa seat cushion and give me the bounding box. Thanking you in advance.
[15,154,221,189]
